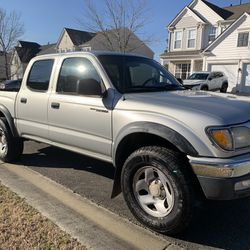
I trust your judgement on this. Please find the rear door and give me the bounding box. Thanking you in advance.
[16,59,54,140]
[48,56,113,159]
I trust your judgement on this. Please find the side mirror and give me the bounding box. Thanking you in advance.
[77,79,105,97]
[177,78,183,85]
[208,77,212,81]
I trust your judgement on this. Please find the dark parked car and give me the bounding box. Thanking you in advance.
[0,79,22,91]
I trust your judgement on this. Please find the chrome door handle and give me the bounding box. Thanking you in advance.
[51,102,60,109]
[20,97,27,104]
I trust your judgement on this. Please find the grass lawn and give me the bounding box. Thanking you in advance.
[0,183,86,250]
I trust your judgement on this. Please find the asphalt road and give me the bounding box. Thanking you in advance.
[16,141,250,250]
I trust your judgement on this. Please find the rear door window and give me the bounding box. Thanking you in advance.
[27,60,54,91]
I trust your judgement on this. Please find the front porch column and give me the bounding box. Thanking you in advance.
[190,59,195,74]
[202,56,207,71]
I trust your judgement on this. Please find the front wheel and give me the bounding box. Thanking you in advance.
[121,146,193,235]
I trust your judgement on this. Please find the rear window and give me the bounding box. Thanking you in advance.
[27,60,54,91]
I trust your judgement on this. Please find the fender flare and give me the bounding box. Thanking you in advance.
[0,105,18,137]
[111,122,198,198]
[113,122,198,161]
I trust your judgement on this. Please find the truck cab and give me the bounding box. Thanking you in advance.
[0,51,250,235]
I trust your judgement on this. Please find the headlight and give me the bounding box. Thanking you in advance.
[231,127,250,149]
[207,125,250,151]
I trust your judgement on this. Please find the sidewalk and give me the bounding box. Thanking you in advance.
[0,163,182,250]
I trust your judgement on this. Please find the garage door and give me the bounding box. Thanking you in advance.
[208,64,238,92]
[241,63,250,93]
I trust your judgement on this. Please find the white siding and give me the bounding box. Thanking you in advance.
[170,12,203,51]
[208,16,250,60]
[205,15,250,93]
[192,0,222,25]
[10,51,23,80]
[175,16,198,29]
[57,31,74,52]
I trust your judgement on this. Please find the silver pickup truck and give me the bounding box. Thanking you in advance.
[1,51,250,235]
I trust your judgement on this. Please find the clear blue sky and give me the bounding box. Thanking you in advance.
[0,0,248,60]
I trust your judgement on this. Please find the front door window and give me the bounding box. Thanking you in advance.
[175,64,191,80]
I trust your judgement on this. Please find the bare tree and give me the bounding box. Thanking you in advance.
[79,0,151,53]
[0,8,24,79]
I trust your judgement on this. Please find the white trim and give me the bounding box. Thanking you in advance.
[174,62,191,79]
[168,6,205,28]
[173,30,183,50]
[186,27,197,49]
[237,28,250,32]
[237,31,250,47]
[190,0,225,21]
[203,12,250,53]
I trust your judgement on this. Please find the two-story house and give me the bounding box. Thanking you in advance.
[11,27,154,79]
[57,27,154,58]
[161,0,250,93]
[10,41,56,80]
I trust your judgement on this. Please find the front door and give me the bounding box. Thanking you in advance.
[16,59,54,140]
[48,57,113,159]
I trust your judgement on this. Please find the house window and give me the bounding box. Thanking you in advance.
[175,63,191,80]
[237,32,249,47]
[208,26,217,43]
[187,29,196,48]
[174,31,182,49]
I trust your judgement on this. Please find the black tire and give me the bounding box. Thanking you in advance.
[0,118,23,162]
[121,146,193,235]
[200,85,208,91]
[220,82,228,93]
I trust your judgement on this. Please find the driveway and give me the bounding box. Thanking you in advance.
[16,141,250,250]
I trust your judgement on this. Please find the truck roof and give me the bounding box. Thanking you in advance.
[33,50,148,60]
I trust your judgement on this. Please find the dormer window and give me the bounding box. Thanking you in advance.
[208,26,217,43]
[237,32,249,47]
[174,31,182,49]
[187,29,196,48]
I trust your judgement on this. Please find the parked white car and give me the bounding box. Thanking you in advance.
[183,71,228,93]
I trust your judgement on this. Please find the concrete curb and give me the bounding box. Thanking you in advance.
[0,163,182,250]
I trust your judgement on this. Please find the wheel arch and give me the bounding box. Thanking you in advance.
[0,105,18,137]
[111,122,198,198]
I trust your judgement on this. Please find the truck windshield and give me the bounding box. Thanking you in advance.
[98,55,184,93]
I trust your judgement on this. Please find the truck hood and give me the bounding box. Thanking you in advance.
[121,90,250,126]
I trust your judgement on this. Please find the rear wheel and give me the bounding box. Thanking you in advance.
[0,118,23,162]
[220,82,228,93]
[121,146,194,235]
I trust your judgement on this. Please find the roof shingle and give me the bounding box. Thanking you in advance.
[201,0,233,19]
[65,28,96,46]
[224,3,250,20]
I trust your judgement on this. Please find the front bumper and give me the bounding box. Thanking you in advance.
[189,154,250,200]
